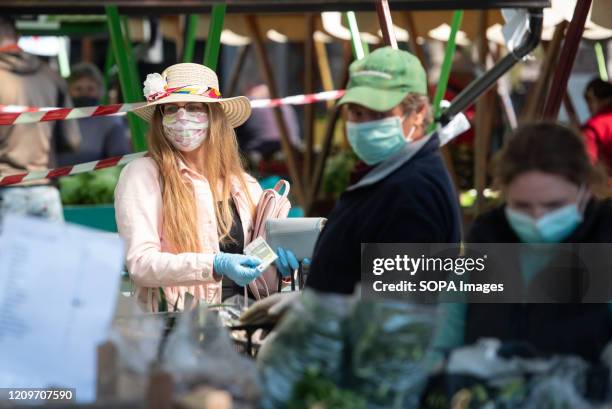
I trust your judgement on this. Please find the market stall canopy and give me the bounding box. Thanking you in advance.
[0,0,550,15]
[347,10,505,43]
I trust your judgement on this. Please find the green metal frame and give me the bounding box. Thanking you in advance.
[203,4,226,70]
[429,10,463,132]
[595,42,609,82]
[344,11,369,60]
[183,14,200,63]
[18,22,108,36]
[105,5,148,151]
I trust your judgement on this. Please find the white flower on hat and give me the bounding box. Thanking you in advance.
[143,73,168,101]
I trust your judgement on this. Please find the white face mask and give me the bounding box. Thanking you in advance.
[162,109,209,152]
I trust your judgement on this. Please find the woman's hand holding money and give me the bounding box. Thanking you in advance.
[213,253,262,286]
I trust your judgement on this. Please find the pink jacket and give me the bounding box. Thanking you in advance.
[114,157,263,311]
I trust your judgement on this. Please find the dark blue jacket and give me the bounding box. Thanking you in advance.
[465,200,612,363]
[306,134,462,294]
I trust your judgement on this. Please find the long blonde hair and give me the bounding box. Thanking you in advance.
[148,103,255,253]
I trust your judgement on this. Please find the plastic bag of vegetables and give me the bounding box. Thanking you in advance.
[348,301,437,409]
[257,289,356,409]
[161,303,261,405]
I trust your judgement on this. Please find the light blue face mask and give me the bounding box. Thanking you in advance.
[346,116,412,165]
[505,186,587,243]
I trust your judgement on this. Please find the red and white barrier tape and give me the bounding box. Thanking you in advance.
[249,90,345,109]
[0,102,144,125]
[0,90,346,125]
[0,105,56,113]
[0,152,147,186]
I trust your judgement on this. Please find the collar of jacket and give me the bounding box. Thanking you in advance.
[346,133,435,192]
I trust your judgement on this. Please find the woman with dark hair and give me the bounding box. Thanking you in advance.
[435,122,612,363]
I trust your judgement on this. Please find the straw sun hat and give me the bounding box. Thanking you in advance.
[132,63,251,127]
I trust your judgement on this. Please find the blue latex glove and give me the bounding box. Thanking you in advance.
[275,247,310,277]
[213,252,262,287]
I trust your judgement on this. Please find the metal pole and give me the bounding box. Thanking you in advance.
[429,10,463,131]
[183,14,199,63]
[106,5,148,151]
[441,9,543,124]
[120,16,141,99]
[203,4,226,70]
[345,11,368,60]
[595,42,609,81]
[542,0,592,119]
[245,15,306,207]
[375,0,398,48]
[403,9,459,188]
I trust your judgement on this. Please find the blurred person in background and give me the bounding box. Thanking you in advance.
[235,82,301,159]
[59,62,131,165]
[582,78,612,176]
[0,16,80,222]
[435,122,612,364]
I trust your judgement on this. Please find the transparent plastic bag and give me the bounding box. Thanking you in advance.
[523,377,594,409]
[161,303,260,404]
[348,301,437,409]
[257,289,356,409]
[107,295,165,400]
[521,356,592,409]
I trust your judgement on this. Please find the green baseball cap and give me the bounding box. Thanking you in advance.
[337,46,427,112]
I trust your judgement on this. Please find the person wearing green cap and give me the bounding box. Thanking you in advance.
[275,47,462,294]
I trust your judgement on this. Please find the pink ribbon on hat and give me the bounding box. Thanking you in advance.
[146,86,222,103]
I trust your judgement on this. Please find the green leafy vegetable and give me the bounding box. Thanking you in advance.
[287,368,366,409]
[59,167,122,205]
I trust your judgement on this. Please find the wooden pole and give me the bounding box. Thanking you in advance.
[375,0,398,48]
[81,37,93,63]
[226,44,250,96]
[404,12,427,67]
[245,15,305,207]
[306,64,351,214]
[306,107,342,215]
[303,13,316,187]
[542,0,592,119]
[522,22,566,121]
[563,93,581,128]
[314,37,335,109]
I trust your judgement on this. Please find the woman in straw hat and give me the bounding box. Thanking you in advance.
[115,63,268,312]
